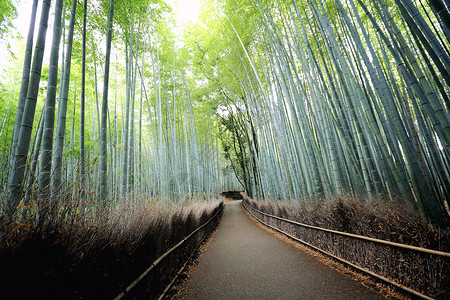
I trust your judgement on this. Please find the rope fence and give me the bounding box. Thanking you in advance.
[114,203,223,300]
[242,199,449,299]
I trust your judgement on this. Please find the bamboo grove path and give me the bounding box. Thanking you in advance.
[177,199,385,300]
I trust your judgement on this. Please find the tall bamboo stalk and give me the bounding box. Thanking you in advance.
[5,0,51,217]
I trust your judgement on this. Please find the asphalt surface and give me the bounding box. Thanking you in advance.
[178,200,385,300]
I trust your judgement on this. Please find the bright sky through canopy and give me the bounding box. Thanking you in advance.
[6,0,201,38]
[168,0,202,36]
[0,0,34,73]
[0,0,202,72]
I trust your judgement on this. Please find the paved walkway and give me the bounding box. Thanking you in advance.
[178,200,385,299]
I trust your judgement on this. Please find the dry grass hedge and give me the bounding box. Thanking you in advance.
[0,196,223,299]
[243,194,449,299]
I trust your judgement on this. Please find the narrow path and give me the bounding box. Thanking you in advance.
[177,200,385,300]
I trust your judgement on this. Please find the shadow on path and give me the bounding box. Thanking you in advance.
[178,200,385,300]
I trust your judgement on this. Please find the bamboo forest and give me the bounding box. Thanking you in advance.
[0,0,449,299]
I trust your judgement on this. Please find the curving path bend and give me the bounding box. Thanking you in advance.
[177,200,385,300]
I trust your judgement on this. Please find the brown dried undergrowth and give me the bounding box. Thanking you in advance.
[0,193,223,300]
[243,194,449,299]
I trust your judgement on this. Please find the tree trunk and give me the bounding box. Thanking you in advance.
[99,0,115,203]
[5,0,51,217]
[51,0,77,196]
[80,0,88,221]
[9,0,38,175]
[39,0,64,200]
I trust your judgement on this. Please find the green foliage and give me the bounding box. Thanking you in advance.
[0,47,22,171]
[1,0,445,227]
[180,0,450,227]
[218,112,250,192]
[0,0,17,39]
